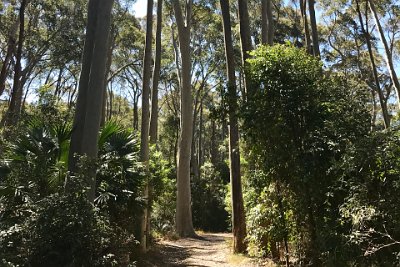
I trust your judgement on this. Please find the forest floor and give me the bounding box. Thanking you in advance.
[138,232,276,267]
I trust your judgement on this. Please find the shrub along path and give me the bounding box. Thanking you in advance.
[139,232,275,267]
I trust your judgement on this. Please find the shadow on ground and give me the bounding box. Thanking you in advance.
[138,242,191,267]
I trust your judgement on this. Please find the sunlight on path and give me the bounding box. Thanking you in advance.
[140,233,275,267]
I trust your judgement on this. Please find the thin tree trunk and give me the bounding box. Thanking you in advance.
[198,101,203,169]
[0,21,19,97]
[355,0,390,128]
[276,182,290,267]
[220,0,247,253]
[191,108,199,180]
[140,0,154,251]
[261,0,274,45]
[68,0,100,173]
[101,31,115,127]
[368,0,400,108]
[108,87,113,120]
[238,0,253,98]
[305,189,320,266]
[171,26,182,86]
[210,119,218,166]
[300,0,312,53]
[133,99,139,130]
[54,67,64,99]
[308,0,320,57]
[150,0,163,144]
[4,0,27,127]
[172,0,196,238]
[191,92,200,180]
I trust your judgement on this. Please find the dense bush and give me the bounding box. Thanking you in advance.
[243,44,372,265]
[0,176,119,267]
[338,130,400,265]
[150,148,176,236]
[192,162,229,232]
[0,115,144,266]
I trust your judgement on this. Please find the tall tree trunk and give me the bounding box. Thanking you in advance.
[276,182,290,267]
[305,189,320,266]
[68,0,114,203]
[54,67,64,99]
[68,0,100,173]
[140,0,154,251]
[0,21,19,97]
[198,101,203,169]
[133,98,139,130]
[355,0,390,128]
[101,31,115,127]
[191,96,200,180]
[238,0,253,98]
[81,0,114,202]
[261,0,274,45]
[220,0,247,253]
[210,119,218,166]
[150,0,163,144]
[171,26,182,86]
[4,0,27,127]
[300,0,312,53]
[172,0,196,238]
[308,0,320,57]
[108,87,113,120]
[368,0,400,108]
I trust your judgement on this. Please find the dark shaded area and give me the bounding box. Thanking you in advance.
[191,163,230,232]
[138,243,191,267]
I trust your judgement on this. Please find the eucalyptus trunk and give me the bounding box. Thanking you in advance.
[220,0,247,253]
[150,0,163,144]
[101,31,115,127]
[261,0,274,45]
[0,21,18,97]
[140,0,154,251]
[172,0,196,238]
[238,0,253,97]
[300,0,312,53]
[68,0,114,203]
[368,0,400,108]
[80,0,114,202]
[69,0,100,173]
[308,0,320,57]
[4,0,27,127]
[355,0,390,128]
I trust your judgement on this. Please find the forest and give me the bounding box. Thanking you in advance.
[0,0,399,266]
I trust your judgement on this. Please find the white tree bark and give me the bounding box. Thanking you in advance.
[172,0,196,237]
[369,0,400,109]
[140,0,154,251]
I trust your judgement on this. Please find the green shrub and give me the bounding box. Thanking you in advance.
[192,162,229,232]
[150,148,176,236]
[242,44,371,265]
[0,176,119,266]
[338,130,400,266]
[0,118,144,266]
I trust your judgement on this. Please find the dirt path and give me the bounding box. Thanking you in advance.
[139,233,274,267]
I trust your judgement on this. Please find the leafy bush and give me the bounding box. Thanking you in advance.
[338,129,400,266]
[0,176,118,267]
[96,121,145,233]
[0,118,144,266]
[242,44,371,265]
[150,148,176,236]
[192,162,229,232]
